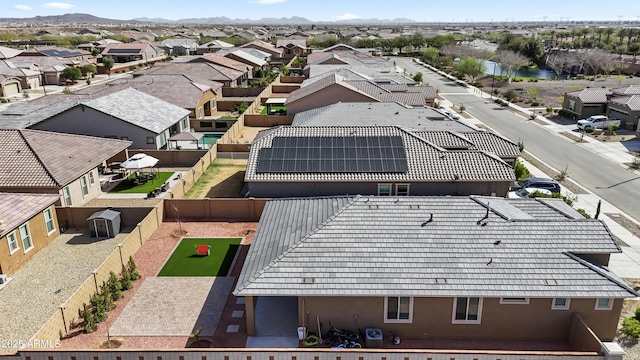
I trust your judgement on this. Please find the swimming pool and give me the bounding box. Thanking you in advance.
[202,133,223,144]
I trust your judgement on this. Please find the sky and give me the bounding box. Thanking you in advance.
[3,0,640,22]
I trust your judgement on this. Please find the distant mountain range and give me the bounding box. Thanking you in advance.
[0,13,415,25]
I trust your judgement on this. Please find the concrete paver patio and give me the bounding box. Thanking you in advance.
[109,276,234,337]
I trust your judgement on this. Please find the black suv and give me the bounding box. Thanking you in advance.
[510,177,561,193]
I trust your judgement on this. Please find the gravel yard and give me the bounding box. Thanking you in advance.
[0,228,132,352]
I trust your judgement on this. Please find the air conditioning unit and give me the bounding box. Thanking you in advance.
[0,274,8,285]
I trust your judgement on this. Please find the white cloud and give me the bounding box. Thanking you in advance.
[14,4,32,10]
[41,2,75,9]
[249,0,286,4]
[333,13,360,20]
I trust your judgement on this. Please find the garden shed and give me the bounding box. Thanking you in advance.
[87,209,121,238]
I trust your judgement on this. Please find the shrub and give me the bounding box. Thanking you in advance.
[121,265,133,290]
[622,317,640,338]
[576,208,591,219]
[107,271,123,301]
[546,106,553,113]
[128,256,140,280]
[81,303,96,334]
[129,65,137,71]
[514,159,531,180]
[531,101,540,106]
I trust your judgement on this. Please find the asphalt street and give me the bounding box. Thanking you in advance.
[392,57,640,221]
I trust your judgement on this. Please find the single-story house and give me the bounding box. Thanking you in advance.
[189,54,252,83]
[101,43,165,63]
[160,38,199,56]
[562,88,612,119]
[0,60,42,90]
[0,192,60,276]
[607,95,640,130]
[275,39,309,58]
[292,102,520,166]
[245,126,515,198]
[196,39,234,55]
[0,88,190,150]
[234,195,637,349]
[285,74,436,115]
[0,129,130,206]
[136,62,245,88]
[240,39,283,59]
[0,74,22,97]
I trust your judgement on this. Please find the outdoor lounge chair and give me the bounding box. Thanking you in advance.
[196,245,211,256]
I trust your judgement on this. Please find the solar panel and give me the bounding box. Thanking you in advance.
[106,48,142,54]
[256,136,408,174]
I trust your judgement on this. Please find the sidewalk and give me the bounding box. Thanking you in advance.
[444,77,640,282]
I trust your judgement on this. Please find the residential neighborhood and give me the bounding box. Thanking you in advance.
[1,4,640,360]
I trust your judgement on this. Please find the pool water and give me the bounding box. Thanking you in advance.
[202,133,222,144]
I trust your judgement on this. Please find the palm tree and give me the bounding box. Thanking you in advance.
[604,28,615,44]
[595,28,604,43]
[617,28,628,46]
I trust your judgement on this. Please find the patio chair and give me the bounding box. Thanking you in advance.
[195,245,211,256]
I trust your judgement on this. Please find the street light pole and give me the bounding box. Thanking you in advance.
[490,62,497,100]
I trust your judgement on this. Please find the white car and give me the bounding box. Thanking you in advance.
[437,109,460,120]
[508,187,553,199]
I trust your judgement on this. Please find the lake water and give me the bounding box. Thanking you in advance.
[483,60,557,79]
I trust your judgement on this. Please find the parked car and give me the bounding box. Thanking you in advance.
[508,187,553,199]
[510,177,561,193]
[576,115,621,131]
[437,109,461,120]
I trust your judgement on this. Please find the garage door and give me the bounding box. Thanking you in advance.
[3,83,19,96]
[609,108,628,121]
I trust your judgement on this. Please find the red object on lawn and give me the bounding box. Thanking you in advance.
[196,245,211,256]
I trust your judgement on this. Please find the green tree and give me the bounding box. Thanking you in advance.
[61,66,82,81]
[80,64,97,77]
[421,47,439,64]
[453,57,486,83]
[102,57,114,78]
[412,72,423,83]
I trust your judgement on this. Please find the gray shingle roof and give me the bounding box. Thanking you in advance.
[0,129,131,188]
[246,126,515,182]
[0,100,81,129]
[610,95,640,111]
[234,195,635,298]
[0,192,59,237]
[84,88,190,133]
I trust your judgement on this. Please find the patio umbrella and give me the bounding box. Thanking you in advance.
[120,153,159,170]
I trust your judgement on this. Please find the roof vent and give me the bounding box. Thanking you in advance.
[545,279,558,286]
[410,204,420,210]
[435,278,447,284]
[368,204,378,210]
[302,277,315,284]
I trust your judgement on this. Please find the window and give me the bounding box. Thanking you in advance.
[384,296,413,323]
[146,137,155,144]
[378,184,391,196]
[19,224,33,253]
[200,121,213,128]
[160,132,167,147]
[396,184,410,196]
[80,176,89,197]
[500,297,529,304]
[63,186,72,206]
[43,208,55,234]
[7,231,19,254]
[182,118,188,130]
[595,298,613,310]
[552,298,570,310]
[453,297,483,323]
[204,102,210,111]
[568,100,575,111]
[215,121,228,129]
[210,99,216,109]
[198,108,204,118]
[120,137,129,141]
[88,172,95,186]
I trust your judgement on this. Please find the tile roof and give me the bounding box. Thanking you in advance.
[0,192,60,237]
[291,102,473,131]
[234,195,636,298]
[566,88,612,103]
[0,129,130,188]
[610,95,640,111]
[0,46,22,59]
[246,126,515,183]
[198,53,252,72]
[226,50,267,67]
[101,43,149,55]
[611,85,640,96]
[84,88,190,133]
[0,100,81,129]
[276,39,307,48]
[140,62,240,82]
[415,131,521,158]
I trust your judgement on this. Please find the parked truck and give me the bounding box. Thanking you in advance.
[576,115,621,131]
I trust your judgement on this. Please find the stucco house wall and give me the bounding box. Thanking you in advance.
[286,85,377,115]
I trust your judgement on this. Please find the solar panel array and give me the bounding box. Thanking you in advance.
[256,136,408,173]
[106,48,142,54]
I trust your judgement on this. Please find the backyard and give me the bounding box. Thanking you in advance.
[184,158,247,198]
[109,172,173,194]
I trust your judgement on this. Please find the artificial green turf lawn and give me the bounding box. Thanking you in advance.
[109,172,173,194]
[260,105,287,114]
[157,238,241,277]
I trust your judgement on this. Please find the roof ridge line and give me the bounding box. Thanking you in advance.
[564,252,638,297]
[19,130,60,187]
[235,196,359,293]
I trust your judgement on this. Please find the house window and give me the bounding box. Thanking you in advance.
[81,176,89,197]
[19,224,33,253]
[182,118,188,130]
[211,100,216,109]
[384,296,413,323]
[44,208,55,234]
[200,121,213,128]
[146,137,155,144]
[198,108,204,118]
[160,133,167,147]
[88,172,95,186]
[396,184,410,196]
[552,298,570,310]
[7,231,19,254]
[204,102,210,111]
[568,100,575,111]
[63,186,72,206]
[453,297,483,323]
[215,121,228,129]
[500,297,529,304]
[120,137,129,141]
[378,184,391,196]
[595,298,613,310]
